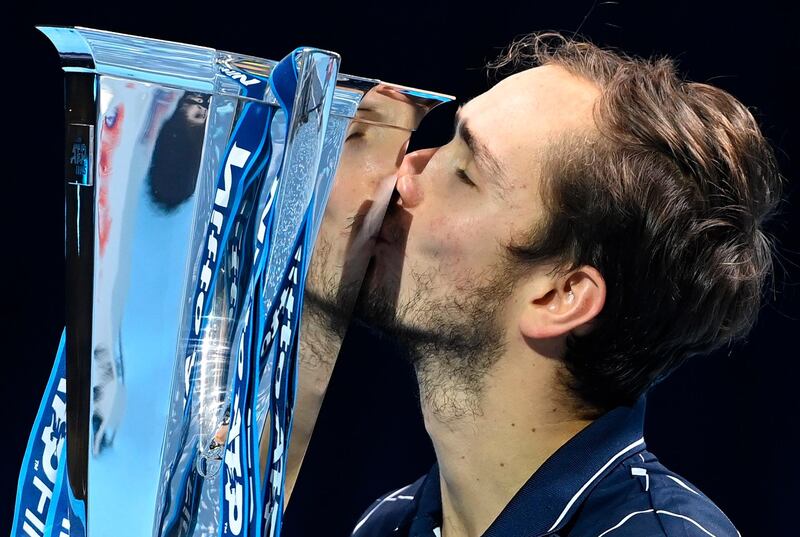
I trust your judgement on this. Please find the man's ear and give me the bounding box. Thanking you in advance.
[518,266,606,340]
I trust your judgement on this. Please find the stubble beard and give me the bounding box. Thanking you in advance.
[353,257,518,421]
[301,236,362,371]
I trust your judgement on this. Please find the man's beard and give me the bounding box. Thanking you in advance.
[302,201,382,341]
[301,235,364,371]
[352,257,518,421]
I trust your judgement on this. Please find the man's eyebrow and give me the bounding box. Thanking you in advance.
[454,105,510,193]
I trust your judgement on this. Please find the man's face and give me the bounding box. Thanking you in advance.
[354,65,599,412]
[303,89,424,330]
[181,93,208,126]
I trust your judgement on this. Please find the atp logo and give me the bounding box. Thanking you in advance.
[220,67,262,87]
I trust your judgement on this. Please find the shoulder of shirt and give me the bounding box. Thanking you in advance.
[564,449,741,537]
[350,474,426,536]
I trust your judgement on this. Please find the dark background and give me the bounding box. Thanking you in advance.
[4,1,799,535]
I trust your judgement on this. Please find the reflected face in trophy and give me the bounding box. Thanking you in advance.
[303,88,425,326]
[147,92,208,214]
[181,93,209,125]
[354,66,599,374]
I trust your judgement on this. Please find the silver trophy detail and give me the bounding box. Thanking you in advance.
[11,26,452,537]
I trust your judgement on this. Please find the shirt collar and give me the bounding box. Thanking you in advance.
[407,395,648,537]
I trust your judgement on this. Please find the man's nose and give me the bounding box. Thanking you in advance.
[396,147,438,208]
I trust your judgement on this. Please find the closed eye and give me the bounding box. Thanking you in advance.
[456,168,476,188]
[346,128,366,142]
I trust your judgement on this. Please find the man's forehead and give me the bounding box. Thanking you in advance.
[463,65,597,124]
[459,65,598,187]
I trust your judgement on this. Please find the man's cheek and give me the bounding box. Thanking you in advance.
[423,215,476,254]
[323,184,359,222]
[413,222,451,259]
[417,218,496,281]
[414,235,468,272]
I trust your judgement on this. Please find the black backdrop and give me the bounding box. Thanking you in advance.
[4,1,798,535]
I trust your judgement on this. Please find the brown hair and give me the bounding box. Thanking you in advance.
[489,32,785,416]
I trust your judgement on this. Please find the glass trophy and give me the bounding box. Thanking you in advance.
[11,26,452,537]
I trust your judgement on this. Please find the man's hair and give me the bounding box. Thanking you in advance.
[488,32,785,416]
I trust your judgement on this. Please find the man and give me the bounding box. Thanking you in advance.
[281,86,434,502]
[350,32,782,536]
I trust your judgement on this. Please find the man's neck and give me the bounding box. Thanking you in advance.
[421,351,592,537]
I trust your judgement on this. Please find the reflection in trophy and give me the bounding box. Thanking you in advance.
[92,87,212,457]
[284,85,440,503]
[10,26,452,537]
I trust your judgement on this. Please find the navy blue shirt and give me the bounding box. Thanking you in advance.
[351,397,739,536]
